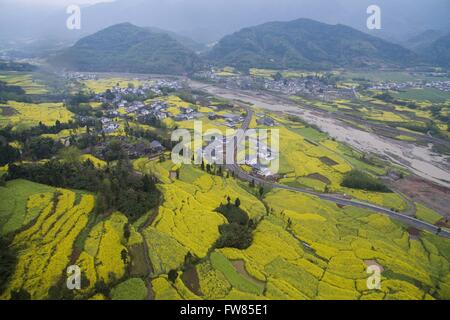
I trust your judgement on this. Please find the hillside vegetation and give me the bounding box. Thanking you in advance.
[207,18,419,70]
[51,23,202,75]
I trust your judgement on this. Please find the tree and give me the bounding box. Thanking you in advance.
[142,174,155,192]
[25,137,62,161]
[258,186,265,198]
[216,223,253,249]
[94,280,110,297]
[10,289,31,300]
[104,140,126,162]
[120,249,129,265]
[287,218,293,229]
[123,223,131,242]
[168,270,178,283]
[0,237,17,294]
[273,72,284,82]
[184,252,197,268]
[57,146,81,164]
[0,143,20,166]
[235,198,241,208]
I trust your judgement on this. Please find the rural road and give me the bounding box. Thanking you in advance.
[190,80,450,189]
[222,100,450,238]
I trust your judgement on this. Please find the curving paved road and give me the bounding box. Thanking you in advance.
[224,108,450,238]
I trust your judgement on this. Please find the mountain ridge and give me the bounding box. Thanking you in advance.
[207,18,421,70]
[50,23,202,75]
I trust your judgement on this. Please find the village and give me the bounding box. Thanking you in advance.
[370,79,450,92]
[194,69,356,100]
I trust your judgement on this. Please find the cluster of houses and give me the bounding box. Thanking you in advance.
[100,117,120,134]
[64,72,98,81]
[214,113,245,128]
[243,136,279,178]
[256,114,276,127]
[194,70,355,100]
[370,80,450,92]
[262,78,356,100]
[94,79,183,108]
[201,129,279,179]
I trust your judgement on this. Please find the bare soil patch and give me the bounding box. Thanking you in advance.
[129,243,152,277]
[181,267,202,296]
[306,173,331,185]
[364,260,384,272]
[391,175,450,217]
[319,156,338,166]
[0,106,18,116]
[231,260,265,287]
[407,227,421,239]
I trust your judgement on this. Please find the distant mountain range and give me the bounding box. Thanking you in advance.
[404,30,445,53]
[423,33,450,68]
[49,19,449,75]
[206,18,420,70]
[144,27,207,53]
[50,23,202,75]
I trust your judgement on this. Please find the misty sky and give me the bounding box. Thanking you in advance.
[1,0,114,6]
[0,0,449,45]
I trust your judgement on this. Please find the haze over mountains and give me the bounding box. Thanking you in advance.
[51,23,201,74]
[1,0,449,73]
[1,0,449,46]
[207,19,419,70]
[50,19,439,75]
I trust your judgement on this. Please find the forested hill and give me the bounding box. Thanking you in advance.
[50,23,202,75]
[207,18,420,70]
[423,33,450,68]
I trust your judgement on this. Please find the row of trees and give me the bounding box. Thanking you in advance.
[0,237,17,295]
[215,198,255,250]
[7,156,160,222]
[341,170,391,192]
[0,80,31,103]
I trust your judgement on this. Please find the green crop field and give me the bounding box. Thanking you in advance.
[1,68,449,302]
[111,278,147,300]
[0,179,55,235]
[393,88,450,103]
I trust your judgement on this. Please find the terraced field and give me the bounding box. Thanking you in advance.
[0,101,73,128]
[82,77,143,94]
[0,72,48,94]
[1,71,449,301]
[254,115,407,211]
[130,156,449,300]
[178,189,449,300]
[0,183,95,299]
[134,161,266,275]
